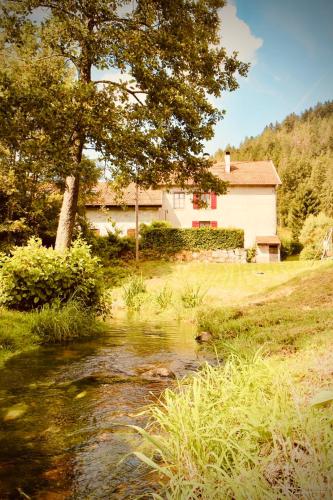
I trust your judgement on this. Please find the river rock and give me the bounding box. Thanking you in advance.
[140,366,176,379]
[195,331,213,343]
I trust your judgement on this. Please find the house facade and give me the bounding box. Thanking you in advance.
[85,155,282,261]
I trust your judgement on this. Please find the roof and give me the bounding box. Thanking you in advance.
[210,160,281,186]
[86,182,163,207]
[85,160,281,207]
[256,235,281,245]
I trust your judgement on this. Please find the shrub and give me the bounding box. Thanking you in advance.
[181,284,206,309]
[246,247,256,263]
[299,212,333,260]
[280,238,303,260]
[123,274,147,310]
[90,232,135,263]
[29,301,105,344]
[140,225,244,257]
[0,237,102,311]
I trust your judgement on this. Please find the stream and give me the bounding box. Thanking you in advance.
[0,320,214,499]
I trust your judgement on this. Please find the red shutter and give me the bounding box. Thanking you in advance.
[210,221,217,228]
[193,193,199,209]
[211,192,217,209]
[192,221,199,228]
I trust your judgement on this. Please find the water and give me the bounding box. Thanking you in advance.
[0,320,213,499]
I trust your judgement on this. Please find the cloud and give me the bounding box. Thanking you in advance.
[219,2,263,64]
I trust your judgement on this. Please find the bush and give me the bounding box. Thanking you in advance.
[0,237,102,311]
[299,212,333,260]
[90,232,135,263]
[30,301,105,344]
[140,225,244,256]
[280,238,303,260]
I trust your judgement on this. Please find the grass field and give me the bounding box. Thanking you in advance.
[111,259,327,316]
[138,262,333,499]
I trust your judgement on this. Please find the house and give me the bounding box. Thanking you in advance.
[85,153,282,262]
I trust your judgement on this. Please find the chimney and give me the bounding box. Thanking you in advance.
[225,151,231,174]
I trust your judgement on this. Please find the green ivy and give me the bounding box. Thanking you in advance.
[0,237,102,311]
[140,226,244,256]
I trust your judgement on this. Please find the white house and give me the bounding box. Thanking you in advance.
[85,153,282,262]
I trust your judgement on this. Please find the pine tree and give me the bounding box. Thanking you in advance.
[289,187,320,239]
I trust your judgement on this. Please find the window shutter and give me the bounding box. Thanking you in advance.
[211,192,217,209]
[192,221,199,228]
[210,221,217,228]
[193,193,199,209]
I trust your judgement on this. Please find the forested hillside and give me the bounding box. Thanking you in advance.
[215,101,333,230]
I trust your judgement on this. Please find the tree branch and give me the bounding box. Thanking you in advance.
[93,80,146,105]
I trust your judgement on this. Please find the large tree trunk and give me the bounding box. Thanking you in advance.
[55,173,80,251]
[55,130,84,250]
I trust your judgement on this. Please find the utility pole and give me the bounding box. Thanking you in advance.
[135,183,139,261]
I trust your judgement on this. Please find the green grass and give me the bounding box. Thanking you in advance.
[138,262,333,498]
[0,302,108,367]
[109,259,326,318]
[0,309,39,366]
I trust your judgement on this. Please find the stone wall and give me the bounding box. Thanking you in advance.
[173,248,247,263]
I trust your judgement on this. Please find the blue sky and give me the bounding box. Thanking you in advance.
[207,0,333,153]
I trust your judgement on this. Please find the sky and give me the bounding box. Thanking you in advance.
[208,0,333,153]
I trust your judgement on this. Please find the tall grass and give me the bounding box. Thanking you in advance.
[180,283,207,309]
[138,356,333,499]
[123,274,147,311]
[30,301,106,343]
[155,284,173,310]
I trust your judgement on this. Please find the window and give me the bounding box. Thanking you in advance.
[173,192,185,209]
[199,221,211,227]
[200,193,210,205]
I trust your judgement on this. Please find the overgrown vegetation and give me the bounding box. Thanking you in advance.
[0,238,102,311]
[0,301,107,366]
[139,264,333,498]
[299,212,333,260]
[140,224,244,257]
[30,301,106,344]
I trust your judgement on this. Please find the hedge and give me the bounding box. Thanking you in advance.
[140,227,244,255]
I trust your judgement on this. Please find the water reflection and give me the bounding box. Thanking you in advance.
[0,320,213,498]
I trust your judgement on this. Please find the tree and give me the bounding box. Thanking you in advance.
[0,27,100,248]
[1,0,248,250]
[289,187,320,239]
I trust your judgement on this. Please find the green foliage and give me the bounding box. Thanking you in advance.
[1,0,249,249]
[218,101,333,227]
[89,232,135,263]
[141,357,333,499]
[246,247,256,263]
[299,212,333,260]
[123,274,147,311]
[197,307,243,336]
[289,187,320,239]
[181,284,206,309]
[29,301,106,344]
[280,238,303,260]
[155,285,173,310]
[140,226,244,256]
[0,238,102,311]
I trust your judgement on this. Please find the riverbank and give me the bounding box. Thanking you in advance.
[0,303,107,367]
[141,262,333,498]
